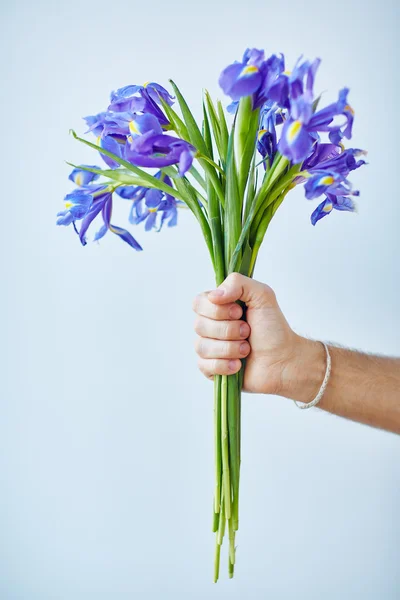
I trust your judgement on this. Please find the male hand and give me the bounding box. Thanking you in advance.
[193,273,301,395]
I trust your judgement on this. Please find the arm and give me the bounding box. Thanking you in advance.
[193,273,400,435]
[281,337,400,434]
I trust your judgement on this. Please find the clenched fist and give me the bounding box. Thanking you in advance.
[192,273,301,395]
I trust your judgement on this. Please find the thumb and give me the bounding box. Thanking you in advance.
[208,273,276,310]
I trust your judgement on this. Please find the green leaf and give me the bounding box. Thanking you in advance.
[217,100,229,156]
[235,98,259,197]
[66,162,151,187]
[166,84,225,207]
[157,95,190,140]
[312,94,322,113]
[69,129,186,202]
[238,240,253,277]
[169,80,209,156]
[202,102,214,158]
[204,91,225,164]
[224,125,241,273]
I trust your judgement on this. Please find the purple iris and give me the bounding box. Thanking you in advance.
[56,187,96,226]
[116,172,179,232]
[279,87,355,163]
[125,132,196,176]
[304,170,353,200]
[257,103,284,167]
[68,165,101,187]
[131,188,178,231]
[311,192,356,225]
[57,184,142,250]
[307,147,367,177]
[219,48,285,109]
[109,83,174,110]
[98,134,125,169]
[108,83,173,126]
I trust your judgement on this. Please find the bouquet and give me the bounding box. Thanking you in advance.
[57,48,366,581]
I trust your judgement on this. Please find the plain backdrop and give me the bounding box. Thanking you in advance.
[1,0,399,598]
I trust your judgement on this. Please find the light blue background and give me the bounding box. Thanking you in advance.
[1,0,399,598]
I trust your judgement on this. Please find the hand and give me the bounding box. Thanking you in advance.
[193,272,302,395]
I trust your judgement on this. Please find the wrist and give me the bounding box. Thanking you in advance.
[277,335,327,403]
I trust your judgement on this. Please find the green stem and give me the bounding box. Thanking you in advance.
[227,374,240,531]
[214,541,221,583]
[228,517,236,566]
[221,375,231,520]
[214,375,222,514]
[197,153,225,176]
[217,491,226,546]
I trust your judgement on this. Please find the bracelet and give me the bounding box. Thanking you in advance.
[294,342,331,410]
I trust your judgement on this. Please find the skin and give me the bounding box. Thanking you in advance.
[193,273,400,435]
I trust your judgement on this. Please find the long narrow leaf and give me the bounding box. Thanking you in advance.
[157,95,190,140]
[169,80,209,156]
[66,162,152,187]
[69,130,186,202]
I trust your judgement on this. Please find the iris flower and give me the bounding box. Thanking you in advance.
[57,180,142,250]
[116,172,179,231]
[108,83,173,126]
[56,187,95,226]
[311,192,356,225]
[303,170,357,200]
[68,165,100,187]
[219,48,284,109]
[257,103,284,166]
[279,87,354,163]
[125,132,196,175]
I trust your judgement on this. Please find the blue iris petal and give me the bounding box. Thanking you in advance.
[109,225,143,250]
[68,166,101,187]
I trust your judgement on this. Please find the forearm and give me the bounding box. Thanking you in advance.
[280,336,400,434]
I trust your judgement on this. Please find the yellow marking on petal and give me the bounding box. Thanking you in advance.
[75,173,83,187]
[64,201,73,209]
[96,135,101,147]
[143,81,150,87]
[345,104,355,115]
[339,142,346,153]
[127,135,133,144]
[258,128,267,140]
[129,120,140,135]
[283,70,291,75]
[287,120,302,143]
[323,202,333,213]
[241,65,259,76]
[148,208,157,213]
[320,176,335,186]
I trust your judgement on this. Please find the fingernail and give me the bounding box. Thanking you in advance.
[209,288,225,297]
[240,342,249,355]
[240,324,248,338]
[228,360,238,371]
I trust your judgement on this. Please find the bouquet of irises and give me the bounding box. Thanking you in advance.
[58,48,366,581]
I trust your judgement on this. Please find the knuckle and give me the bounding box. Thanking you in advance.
[192,295,200,312]
[213,359,222,375]
[197,359,207,377]
[227,272,243,285]
[222,342,233,358]
[194,337,202,355]
[193,317,202,335]
[212,304,222,319]
[262,283,276,303]
[221,322,232,340]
